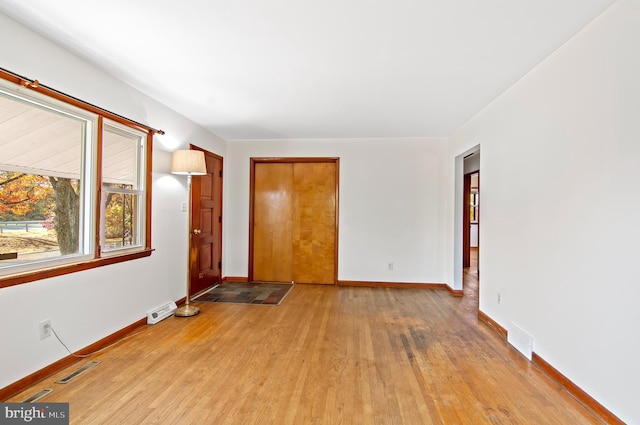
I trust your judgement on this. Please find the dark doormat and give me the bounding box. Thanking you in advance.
[193,282,294,306]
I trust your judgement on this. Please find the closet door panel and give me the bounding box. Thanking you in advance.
[292,162,336,284]
[253,163,294,282]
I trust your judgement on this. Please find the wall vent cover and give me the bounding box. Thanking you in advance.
[508,322,534,360]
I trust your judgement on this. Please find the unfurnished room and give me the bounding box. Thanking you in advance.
[0,0,638,424]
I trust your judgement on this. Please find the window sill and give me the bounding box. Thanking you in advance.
[0,248,154,289]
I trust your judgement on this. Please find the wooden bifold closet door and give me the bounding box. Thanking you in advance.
[252,160,337,285]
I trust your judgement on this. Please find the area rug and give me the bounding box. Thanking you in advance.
[193,282,294,306]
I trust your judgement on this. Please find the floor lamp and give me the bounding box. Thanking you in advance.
[171,149,207,317]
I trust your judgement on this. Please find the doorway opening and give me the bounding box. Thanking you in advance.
[453,147,480,303]
[463,171,479,270]
[462,152,479,304]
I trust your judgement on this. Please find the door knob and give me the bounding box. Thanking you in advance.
[193,229,201,234]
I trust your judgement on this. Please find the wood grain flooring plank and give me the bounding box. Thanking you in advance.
[7,280,605,424]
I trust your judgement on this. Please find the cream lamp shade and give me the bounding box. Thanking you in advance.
[171,150,207,175]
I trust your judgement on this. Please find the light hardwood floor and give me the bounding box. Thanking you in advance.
[9,272,602,424]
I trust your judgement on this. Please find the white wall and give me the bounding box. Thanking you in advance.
[470,224,478,248]
[0,13,226,390]
[445,0,640,422]
[224,138,446,284]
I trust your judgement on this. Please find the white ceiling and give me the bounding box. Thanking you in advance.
[0,0,616,140]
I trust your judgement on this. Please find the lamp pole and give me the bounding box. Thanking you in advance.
[171,149,207,317]
[174,172,199,317]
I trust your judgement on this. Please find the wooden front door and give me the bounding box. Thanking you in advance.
[251,159,338,285]
[190,147,223,295]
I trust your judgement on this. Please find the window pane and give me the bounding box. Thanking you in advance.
[0,91,90,271]
[101,122,145,253]
[103,192,139,249]
[103,124,140,188]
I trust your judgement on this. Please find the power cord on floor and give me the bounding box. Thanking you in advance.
[46,323,150,358]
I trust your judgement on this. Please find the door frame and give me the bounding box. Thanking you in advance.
[454,146,480,290]
[248,157,340,283]
[463,171,479,269]
[463,172,472,268]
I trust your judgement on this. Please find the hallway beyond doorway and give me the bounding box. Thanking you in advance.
[462,247,479,315]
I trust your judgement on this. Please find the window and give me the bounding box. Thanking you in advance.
[0,73,154,287]
[101,122,146,254]
[470,192,479,222]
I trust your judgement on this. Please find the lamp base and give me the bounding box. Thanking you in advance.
[174,304,200,317]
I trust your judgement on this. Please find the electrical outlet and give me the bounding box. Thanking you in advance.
[497,292,501,305]
[388,262,394,271]
[39,319,51,340]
